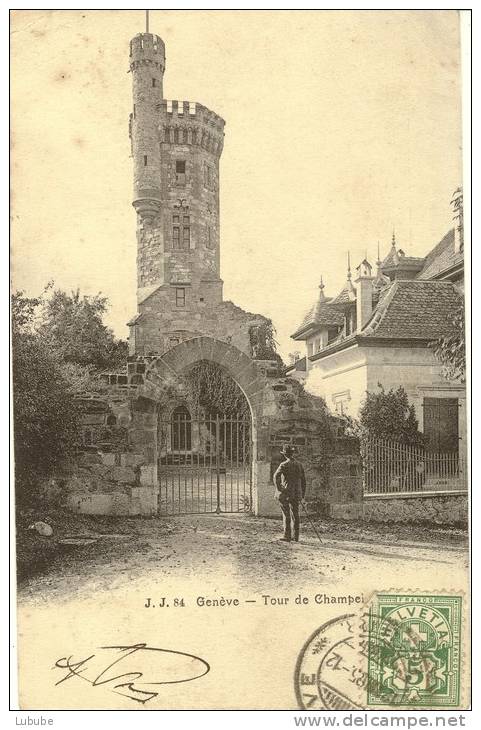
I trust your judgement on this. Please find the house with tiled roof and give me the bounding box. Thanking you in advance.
[289,189,466,460]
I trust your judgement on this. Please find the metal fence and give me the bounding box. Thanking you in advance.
[362,438,467,496]
[157,413,252,515]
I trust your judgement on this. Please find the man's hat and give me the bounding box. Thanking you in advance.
[280,444,296,457]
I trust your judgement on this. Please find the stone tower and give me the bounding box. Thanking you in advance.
[127,30,243,357]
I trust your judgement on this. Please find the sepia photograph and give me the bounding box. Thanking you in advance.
[10,8,470,713]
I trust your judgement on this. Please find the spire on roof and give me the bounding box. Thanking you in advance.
[318,275,326,301]
[373,241,391,290]
[345,252,356,297]
[392,229,396,248]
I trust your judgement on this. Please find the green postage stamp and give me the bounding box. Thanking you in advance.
[368,594,462,707]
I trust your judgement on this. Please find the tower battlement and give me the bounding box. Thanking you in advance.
[161,100,225,129]
[129,33,165,71]
[158,101,225,157]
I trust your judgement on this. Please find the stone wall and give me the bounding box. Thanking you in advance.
[323,438,363,519]
[130,297,270,358]
[361,493,468,526]
[254,375,360,518]
[65,451,157,516]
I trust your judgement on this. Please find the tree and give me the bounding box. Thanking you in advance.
[430,301,466,383]
[12,292,81,504]
[38,287,128,371]
[249,320,283,365]
[359,384,424,445]
[12,285,128,504]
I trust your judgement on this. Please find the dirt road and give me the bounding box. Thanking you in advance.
[16,514,469,709]
[18,513,468,605]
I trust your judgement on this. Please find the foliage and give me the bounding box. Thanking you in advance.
[38,287,128,371]
[12,285,127,505]
[249,320,283,364]
[359,384,424,445]
[183,361,249,417]
[12,293,81,505]
[337,412,362,439]
[429,301,466,383]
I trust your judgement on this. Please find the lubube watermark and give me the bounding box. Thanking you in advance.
[15,718,53,726]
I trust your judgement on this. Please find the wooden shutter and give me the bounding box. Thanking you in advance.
[423,397,459,453]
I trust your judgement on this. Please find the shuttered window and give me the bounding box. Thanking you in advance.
[423,397,459,453]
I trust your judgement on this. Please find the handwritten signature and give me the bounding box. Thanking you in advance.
[53,643,210,704]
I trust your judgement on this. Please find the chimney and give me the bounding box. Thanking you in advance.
[355,259,374,331]
[451,187,463,253]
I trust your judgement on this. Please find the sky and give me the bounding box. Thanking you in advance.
[11,10,463,359]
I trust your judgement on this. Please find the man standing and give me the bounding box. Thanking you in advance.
[273,445,307,542]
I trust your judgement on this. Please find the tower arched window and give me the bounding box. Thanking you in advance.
[171,406,191,451]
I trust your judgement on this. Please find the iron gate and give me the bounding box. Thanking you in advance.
[157,413,252,515]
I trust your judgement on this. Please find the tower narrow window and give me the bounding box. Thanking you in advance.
[175,160,186,185]
[144,155,148,166]
[204,162,214,190]
[152,77,157,87]
[183,217,190,247]
[133,104,136,119]
[176,288,186,307]
[173,226,181,249]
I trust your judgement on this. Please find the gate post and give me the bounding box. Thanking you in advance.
[215,413,221,514]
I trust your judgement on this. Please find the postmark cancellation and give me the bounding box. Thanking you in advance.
[295,593,465,711]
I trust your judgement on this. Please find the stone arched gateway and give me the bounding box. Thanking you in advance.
[128,337,268,516]
[70,336,363,519]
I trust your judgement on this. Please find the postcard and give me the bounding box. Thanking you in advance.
[11,9,470,712]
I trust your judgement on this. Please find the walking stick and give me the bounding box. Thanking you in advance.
[300,501,323,544]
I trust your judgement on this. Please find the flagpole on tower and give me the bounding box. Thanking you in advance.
[146,9,149,33]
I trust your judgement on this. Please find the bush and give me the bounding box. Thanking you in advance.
[12,323,81,506]
[12,286,128,505]
[359,384,424,446]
